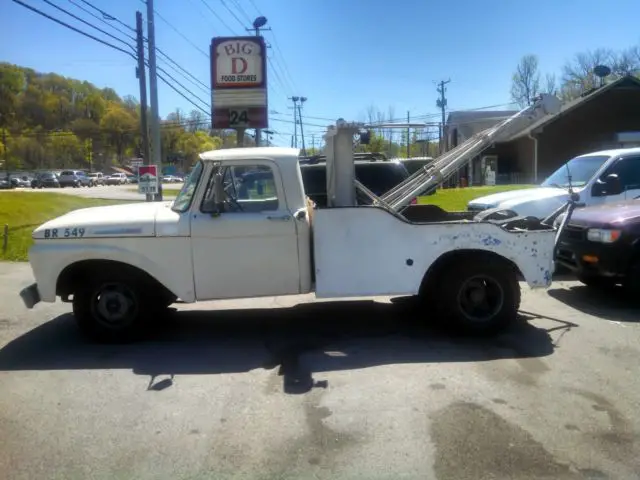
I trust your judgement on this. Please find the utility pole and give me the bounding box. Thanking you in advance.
[146,0,162,201]
[289,97,299,148]
[136,10,152,202]
[298,97,307,156]
[436,79,450,154]
[406,111,410,158]
[246,21,271,147]
[311,134,315,154]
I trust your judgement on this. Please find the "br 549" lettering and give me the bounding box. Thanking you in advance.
[44,228,86,239]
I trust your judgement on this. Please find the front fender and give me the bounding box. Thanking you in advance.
[29,239,195,303]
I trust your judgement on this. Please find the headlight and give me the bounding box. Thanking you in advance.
[586,228,621,243]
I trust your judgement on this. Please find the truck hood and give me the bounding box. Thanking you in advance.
[568,199,640,228]
[33,201,173,240]
[468,187,572,218]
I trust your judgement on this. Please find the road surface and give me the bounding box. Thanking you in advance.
[1,262,639,479]
[1,183,182,201]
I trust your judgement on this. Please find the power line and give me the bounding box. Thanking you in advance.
[155,48,210,93]
[152,62,211,110]
[76,0,136,32]
[11,0,136,59]
[67,0,136,42]
[218,0,246,30]
[247,0,261,15]
[65,0,210,103]
[151,3,209,58]
[228,0,252,24]
[40,0,135,53]
[197,0,238,34]
[156,72,210,116]
[266,30,297,92]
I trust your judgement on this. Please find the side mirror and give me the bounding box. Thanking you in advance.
[604,173,623,195]
[592,173,623,196]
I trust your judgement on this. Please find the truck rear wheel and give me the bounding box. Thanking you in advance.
[73,273,154,343]
[436,259,521,335]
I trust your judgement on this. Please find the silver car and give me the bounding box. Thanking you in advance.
[58,170,94,187]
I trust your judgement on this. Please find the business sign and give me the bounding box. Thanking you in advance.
[211,36,268,130]
[138,165,158,195]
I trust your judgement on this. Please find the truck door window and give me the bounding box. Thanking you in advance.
[201,164,280,213]
[608,156,640,192]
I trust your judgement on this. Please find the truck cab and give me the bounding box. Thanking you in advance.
[467,147,640,218]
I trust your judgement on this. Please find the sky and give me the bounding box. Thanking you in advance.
[1,0,639,147]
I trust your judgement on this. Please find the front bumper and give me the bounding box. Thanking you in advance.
[556,226,631,278]
[20,283,41,309]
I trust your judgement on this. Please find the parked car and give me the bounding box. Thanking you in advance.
[299,159,411,207]
[105,173,128,185]
[556,199,640,294]
[31,172,60,189]
[127,175,137,184]
[9,175,33,188]
[162,175,182,183]
[467,147,640,219]
[58,170,94,187]
[0,177,15,189]
[87,172,105,186]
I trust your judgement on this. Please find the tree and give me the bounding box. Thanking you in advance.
[100,104,137,162]
[543,73,558,96]
[511,54,541,108]
[561,48,616,100]
[49,132,82,168]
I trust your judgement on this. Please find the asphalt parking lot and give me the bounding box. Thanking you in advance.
[1,262,639,479]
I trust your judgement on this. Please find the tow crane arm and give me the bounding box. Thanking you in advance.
[377,94,562,211]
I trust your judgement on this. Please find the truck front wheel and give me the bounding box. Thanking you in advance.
[73,273,154,343]
[436,259,521,335]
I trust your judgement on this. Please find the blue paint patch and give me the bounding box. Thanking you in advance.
[481,236,501,246]
[94,228,143,235]
[543,270,552,284]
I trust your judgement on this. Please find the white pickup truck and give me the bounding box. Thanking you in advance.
[467,147,640,220]
[21,138,558,343]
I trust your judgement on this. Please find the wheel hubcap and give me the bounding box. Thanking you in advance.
[92,283,138,328]
[457,275,504,322]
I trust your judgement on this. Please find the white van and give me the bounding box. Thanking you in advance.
[467,147,640,219]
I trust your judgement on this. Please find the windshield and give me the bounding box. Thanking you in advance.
[172,160,203,212]
[541,155,610,188]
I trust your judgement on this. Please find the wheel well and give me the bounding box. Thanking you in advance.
[56,259,175,301]
[419,249,522,296]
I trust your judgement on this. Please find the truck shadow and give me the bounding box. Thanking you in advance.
[547,286,640,323]
[0,299,565,393]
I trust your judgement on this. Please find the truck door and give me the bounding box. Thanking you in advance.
[592,155,640,204]
[619,155,640,200]
[190,160,301,300]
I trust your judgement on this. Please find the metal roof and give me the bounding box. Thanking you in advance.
[507,75,640,141]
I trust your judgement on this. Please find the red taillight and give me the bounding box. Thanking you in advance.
[410,197,417,205]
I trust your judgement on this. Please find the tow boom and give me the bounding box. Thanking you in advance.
[378,94,562,211]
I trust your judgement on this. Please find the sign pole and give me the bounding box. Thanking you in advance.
[236,128,245,148]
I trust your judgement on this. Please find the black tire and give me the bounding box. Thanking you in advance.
[435,258,521,335]
[73,272,155,343]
